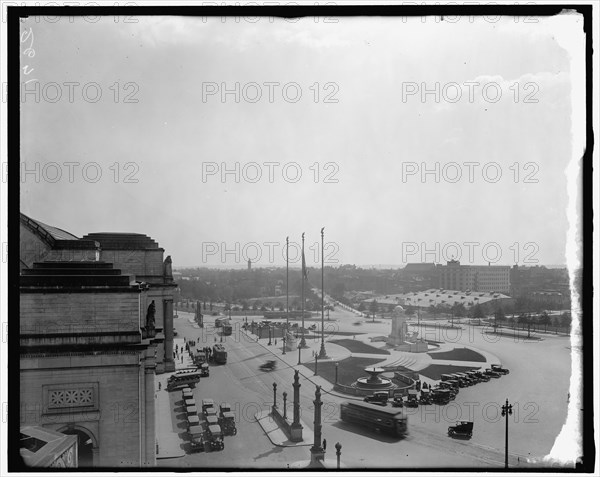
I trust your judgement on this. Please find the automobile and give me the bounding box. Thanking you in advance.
[206,424,225,451]
[219,411,237,436]
[448,421,474,439]
[419,390,432,405]
[308,324,317,330]
[473,371,490,382]
[353,321,362,326]
[431,388,451,405]
[484,368,502,378]
[199,363,210,377]
[491,364,510,375]
[260,360,277,372]
[363,391,389,406]
[189,425,205,453]
[405,390,419,408]
[391,396,404,408]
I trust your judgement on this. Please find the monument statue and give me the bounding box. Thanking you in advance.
[146,300,156,337]
[164,255,173,281]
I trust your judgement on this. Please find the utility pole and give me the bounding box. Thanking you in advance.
[501,398,513,469]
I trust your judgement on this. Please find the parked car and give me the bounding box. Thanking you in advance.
[364,391,389,406]
[491,364,510,375]
[484,368,501,378]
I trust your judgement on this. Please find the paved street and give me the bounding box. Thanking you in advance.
[155,308,574,469]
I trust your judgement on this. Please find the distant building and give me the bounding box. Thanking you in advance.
[370,289,515,314]
[437,260,510,294]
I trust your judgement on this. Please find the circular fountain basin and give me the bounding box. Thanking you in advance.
[355,366,397,391]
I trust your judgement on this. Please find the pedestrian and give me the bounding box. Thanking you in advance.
[322,439,327,451]
[181,355,184,363]
[158,382,161,391]
[173,351,176,359]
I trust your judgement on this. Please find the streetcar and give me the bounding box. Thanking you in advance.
[340,401,408,437]
[212,344,227,364]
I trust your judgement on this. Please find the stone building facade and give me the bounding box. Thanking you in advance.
[19,214,177,467]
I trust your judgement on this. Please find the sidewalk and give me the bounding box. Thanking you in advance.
[154,337,197,460]
[154,374,186,460]
[254,410,314,447]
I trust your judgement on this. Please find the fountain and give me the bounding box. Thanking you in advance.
[355,367,397,392]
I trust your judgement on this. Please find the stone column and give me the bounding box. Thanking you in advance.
[272,383,278,411]
[290,370,303,442]
[144,349,156,466]
[163,298,175,372]
[310,385,325,465]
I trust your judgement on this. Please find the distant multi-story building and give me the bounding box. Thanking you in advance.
[437,259,511,294]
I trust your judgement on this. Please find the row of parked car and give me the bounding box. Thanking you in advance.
[430,364,510,403]
[184,390,238,453]
[363,364,510,408]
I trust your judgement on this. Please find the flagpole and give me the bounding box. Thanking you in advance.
[300,232,306,349]
[318,227,327,359]
[286,236,289,340]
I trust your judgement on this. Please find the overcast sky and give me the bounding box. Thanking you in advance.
[19,13,583,268]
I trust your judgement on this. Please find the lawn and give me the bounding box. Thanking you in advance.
[427,347,485,362]
[305,356,384,386]
[329,339,390,355]
[418,364,482,380]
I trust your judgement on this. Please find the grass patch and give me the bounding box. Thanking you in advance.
[330,339,390,355]
[305,356,383,386]
[427,347,485,362]
[418,364,481,380]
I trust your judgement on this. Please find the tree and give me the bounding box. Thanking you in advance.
[559,312,571,330]
[241,301,249,311]
[537,312,550,333]
[369,300,379,322]
[493,308,505,333]
[470,304,484,320]
[357,302,366,312]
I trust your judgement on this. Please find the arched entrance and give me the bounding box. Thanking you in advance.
[60,428,94,467]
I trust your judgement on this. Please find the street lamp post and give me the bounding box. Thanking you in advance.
[297,343,301,365]
[315,355,318,376]
[283,336,286,355]
[501,398,513,469]
[268,325,272,346]
[335,442,342,469]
